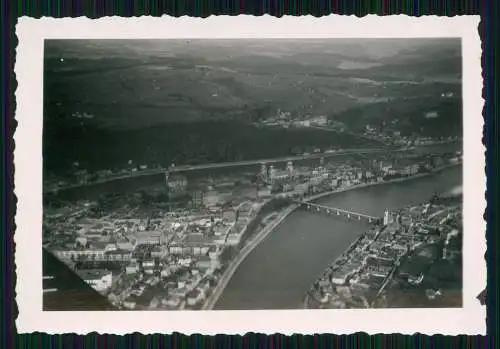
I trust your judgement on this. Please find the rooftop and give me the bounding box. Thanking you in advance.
[187,289,202,299]
[135,230,162,236]
[43,249,115,311]
[76,269,112,281]
[365,256,394,268]
[105,249,130,256]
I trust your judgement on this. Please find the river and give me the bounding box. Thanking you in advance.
[214,165,462,310]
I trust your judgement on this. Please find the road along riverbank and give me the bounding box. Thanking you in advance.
[202,205,298,310]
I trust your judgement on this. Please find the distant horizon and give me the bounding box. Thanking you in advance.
[42,36,462,174]
[45,37,461,60]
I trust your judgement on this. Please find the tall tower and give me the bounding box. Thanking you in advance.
[268,165,276,182]
[286,161,294,177]
[260,163,268,181]
[383,208,389,226]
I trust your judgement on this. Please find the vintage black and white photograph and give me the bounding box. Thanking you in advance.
[15,16,485,335]
[40,36,467,311]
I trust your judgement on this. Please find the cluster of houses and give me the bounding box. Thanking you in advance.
[308,200,462,309]
[45,193,262,310]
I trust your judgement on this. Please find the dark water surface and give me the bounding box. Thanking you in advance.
[214,165,462,310]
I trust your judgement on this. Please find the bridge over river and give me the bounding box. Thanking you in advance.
[293,200,382,224]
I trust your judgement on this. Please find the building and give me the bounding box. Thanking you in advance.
[381,163,393,174]
[257,186,272,198]
[268,165,277,182]
[331,266,357,285]
[383,209,390,226]
[196,255,214,269]
[203,189,224,208]
[167,174,188,198]
[260,163,268,182]
[409,164,420,175]
[52,248,106,261]
[160,267,172,278]
[270,169,290,181]
[142,259,155,275]
[364,257,393,277]
[104,249,132,262]
[125,262,139,275]
[222,210,237,222]
[286,161,294,177]
[76,269,113,293]
[43,248,116,311]
[142,259,155,268]
[226,234,242,246]
[134,231,163,246]
[169,242,210,256]
[75,236,88,247]
[294,120,311,128]
[151,246,168,259]
[330,178,339,188]
[208,246,220,260]
[164,296,182,309]
[168,245,184,255]
[311,115,327,126]
[294,183,309,195]
[186,289,205,306]
[177,257,192,267]
[116,240,136,251]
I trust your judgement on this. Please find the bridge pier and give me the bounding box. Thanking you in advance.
[358,215,361,221]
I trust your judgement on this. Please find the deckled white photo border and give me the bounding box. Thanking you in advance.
[14,15,485,335]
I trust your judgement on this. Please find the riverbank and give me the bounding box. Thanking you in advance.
[212,163,461,310]
[303,232,367,309]
[45,147,394,195]
[303,166,462,310]
[202,205,298,310]
[302,162,461,204]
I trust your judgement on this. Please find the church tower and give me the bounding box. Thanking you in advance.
[383,208,390,226]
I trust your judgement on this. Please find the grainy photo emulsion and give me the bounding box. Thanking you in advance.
[42,38,465,311]
[15,16,485,335]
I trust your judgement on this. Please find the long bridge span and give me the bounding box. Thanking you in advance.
[293,200,381,224]
[168,147,387,173]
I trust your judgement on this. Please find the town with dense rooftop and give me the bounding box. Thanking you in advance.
[304,192,463,309]
[43,145,462,310]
